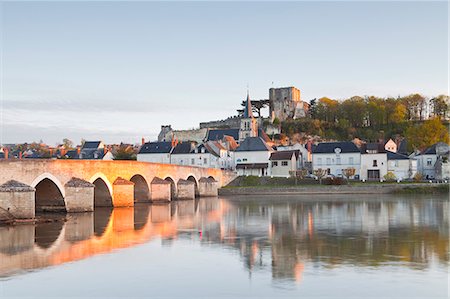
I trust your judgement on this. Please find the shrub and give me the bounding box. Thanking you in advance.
[383,172,397,181]
[413,172,423,181]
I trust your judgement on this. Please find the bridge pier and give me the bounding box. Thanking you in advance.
[64,178,95,212]
[199,177,218,197]
[0,180,35,221]
[176,179,195,200]
[112,177,135,207]
[150,177,171,202]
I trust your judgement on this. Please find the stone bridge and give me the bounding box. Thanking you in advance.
[0,160,236,219]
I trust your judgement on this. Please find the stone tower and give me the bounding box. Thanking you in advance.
[269,87,302,121]
[239,92,258,142]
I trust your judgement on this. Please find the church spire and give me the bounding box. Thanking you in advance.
[243,91,253,118]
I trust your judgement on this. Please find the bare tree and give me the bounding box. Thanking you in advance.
[343,168,356,181]
[313,168,327,184]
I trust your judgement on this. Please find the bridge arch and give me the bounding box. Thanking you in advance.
[90,173,113,207]
[130,174,150,202]
[32,173,66,212]
[164,177,176,200]
[187,175,199,197]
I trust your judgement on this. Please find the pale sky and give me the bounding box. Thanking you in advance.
[1,1,448,145]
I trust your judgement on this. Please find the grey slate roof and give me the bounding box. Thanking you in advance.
[386,151,410,160]
[313,142,360,154]
[420,142,450,155]
[65,150,79,159]
[206,129,239,141]
[82,141,102,149]
[172,142,193,154]
[236,137,272,152]
[80,149,105,159]
[139,142,172,154]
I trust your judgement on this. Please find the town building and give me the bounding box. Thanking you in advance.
[79,141,113,160]
[416,142,450,179]
[269,150,300,178]
[312,142,361,177]
[386,151,417,181]
[235,137,273,176]
[239,93,259,142]
[360,143,388,181]
[137,142,173,163]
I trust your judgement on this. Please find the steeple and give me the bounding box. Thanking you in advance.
[243,91,253,118]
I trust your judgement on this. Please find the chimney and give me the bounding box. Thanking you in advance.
[77,147,81,158]
[19,151,23,160]
[4,148,8,159]
[141,137,145,145]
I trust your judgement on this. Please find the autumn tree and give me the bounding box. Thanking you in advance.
[406,117,449,151]
[62,138,74,150]
[343,168,356,180]
[113,144,137,160]
[430,95,449,120]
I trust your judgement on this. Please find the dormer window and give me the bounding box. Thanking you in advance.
[201,148,205,154]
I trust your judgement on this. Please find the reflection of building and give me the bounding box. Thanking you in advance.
[0,196,448,284]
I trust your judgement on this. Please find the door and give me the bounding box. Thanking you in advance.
[368,170,380,180]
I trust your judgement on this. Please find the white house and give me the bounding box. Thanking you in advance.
[235,137,273,176]
[386,151,417,181]
[137,142,173,163]
[276,143,308,167]
[269,150,300,177]
[312,142,361,177]
[416,142,450,179]
[360,143,388,181]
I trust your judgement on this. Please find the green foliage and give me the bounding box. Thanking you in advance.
[278,94,449,144]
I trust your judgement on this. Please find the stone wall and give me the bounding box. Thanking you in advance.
[200,116,241,129]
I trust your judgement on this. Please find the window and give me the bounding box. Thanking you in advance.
[427,158,432,166]
[191,158,195,165]
[203,158,207,165]
[282,161,288,166]
[272,161,278,167]
[349,157,354,165]
[373,160,378,167]
[243,158,248,162]
[317,158,322,165]
[326,158,331,165]
[336,157,341,165]
[394,160,399,167]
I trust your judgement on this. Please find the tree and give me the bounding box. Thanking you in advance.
[406,117,449,151]
[113,144,137,160]
[239,99,270,117]
[62,138,74,150]
[430,95,449,120]
[290,169,308,185]
[383,172,397,181]
[343,168,356,180]
[313,168,327,184]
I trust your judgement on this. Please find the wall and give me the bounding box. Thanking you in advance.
[137,153,171,164]
[312,153,361,177]
[360,153,388,181]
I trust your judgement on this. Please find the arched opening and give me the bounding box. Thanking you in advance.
[187,175,199,197]
[164,177,176,200]
[134,204,150,230]
[208,176,216,181]
[130,174,150,202]
[35,178,66,212]
[93,178,113,207]
[35,220,64,249]
[94,208,113,237]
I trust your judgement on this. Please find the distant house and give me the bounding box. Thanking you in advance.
[137,142,173,163]
[269,150,300,178]
[312,142,361,177]
[360,143,387,181]
[235,137,273,176]
[384,139,397,153]
[416,142,450,179]
[386,151,417,181]
[79,141,113,160]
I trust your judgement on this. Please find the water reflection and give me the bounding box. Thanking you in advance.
[0,195,448,282]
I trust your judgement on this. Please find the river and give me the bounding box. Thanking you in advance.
[0,194,448,298]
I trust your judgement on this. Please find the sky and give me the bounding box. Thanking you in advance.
[1,1,448,145]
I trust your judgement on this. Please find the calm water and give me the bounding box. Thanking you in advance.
[0,194,448,298]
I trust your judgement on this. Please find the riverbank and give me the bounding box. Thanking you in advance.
[219,182,449,195]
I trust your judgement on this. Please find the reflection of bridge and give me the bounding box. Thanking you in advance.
[0,160,236,218]
[0,200,226,277]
